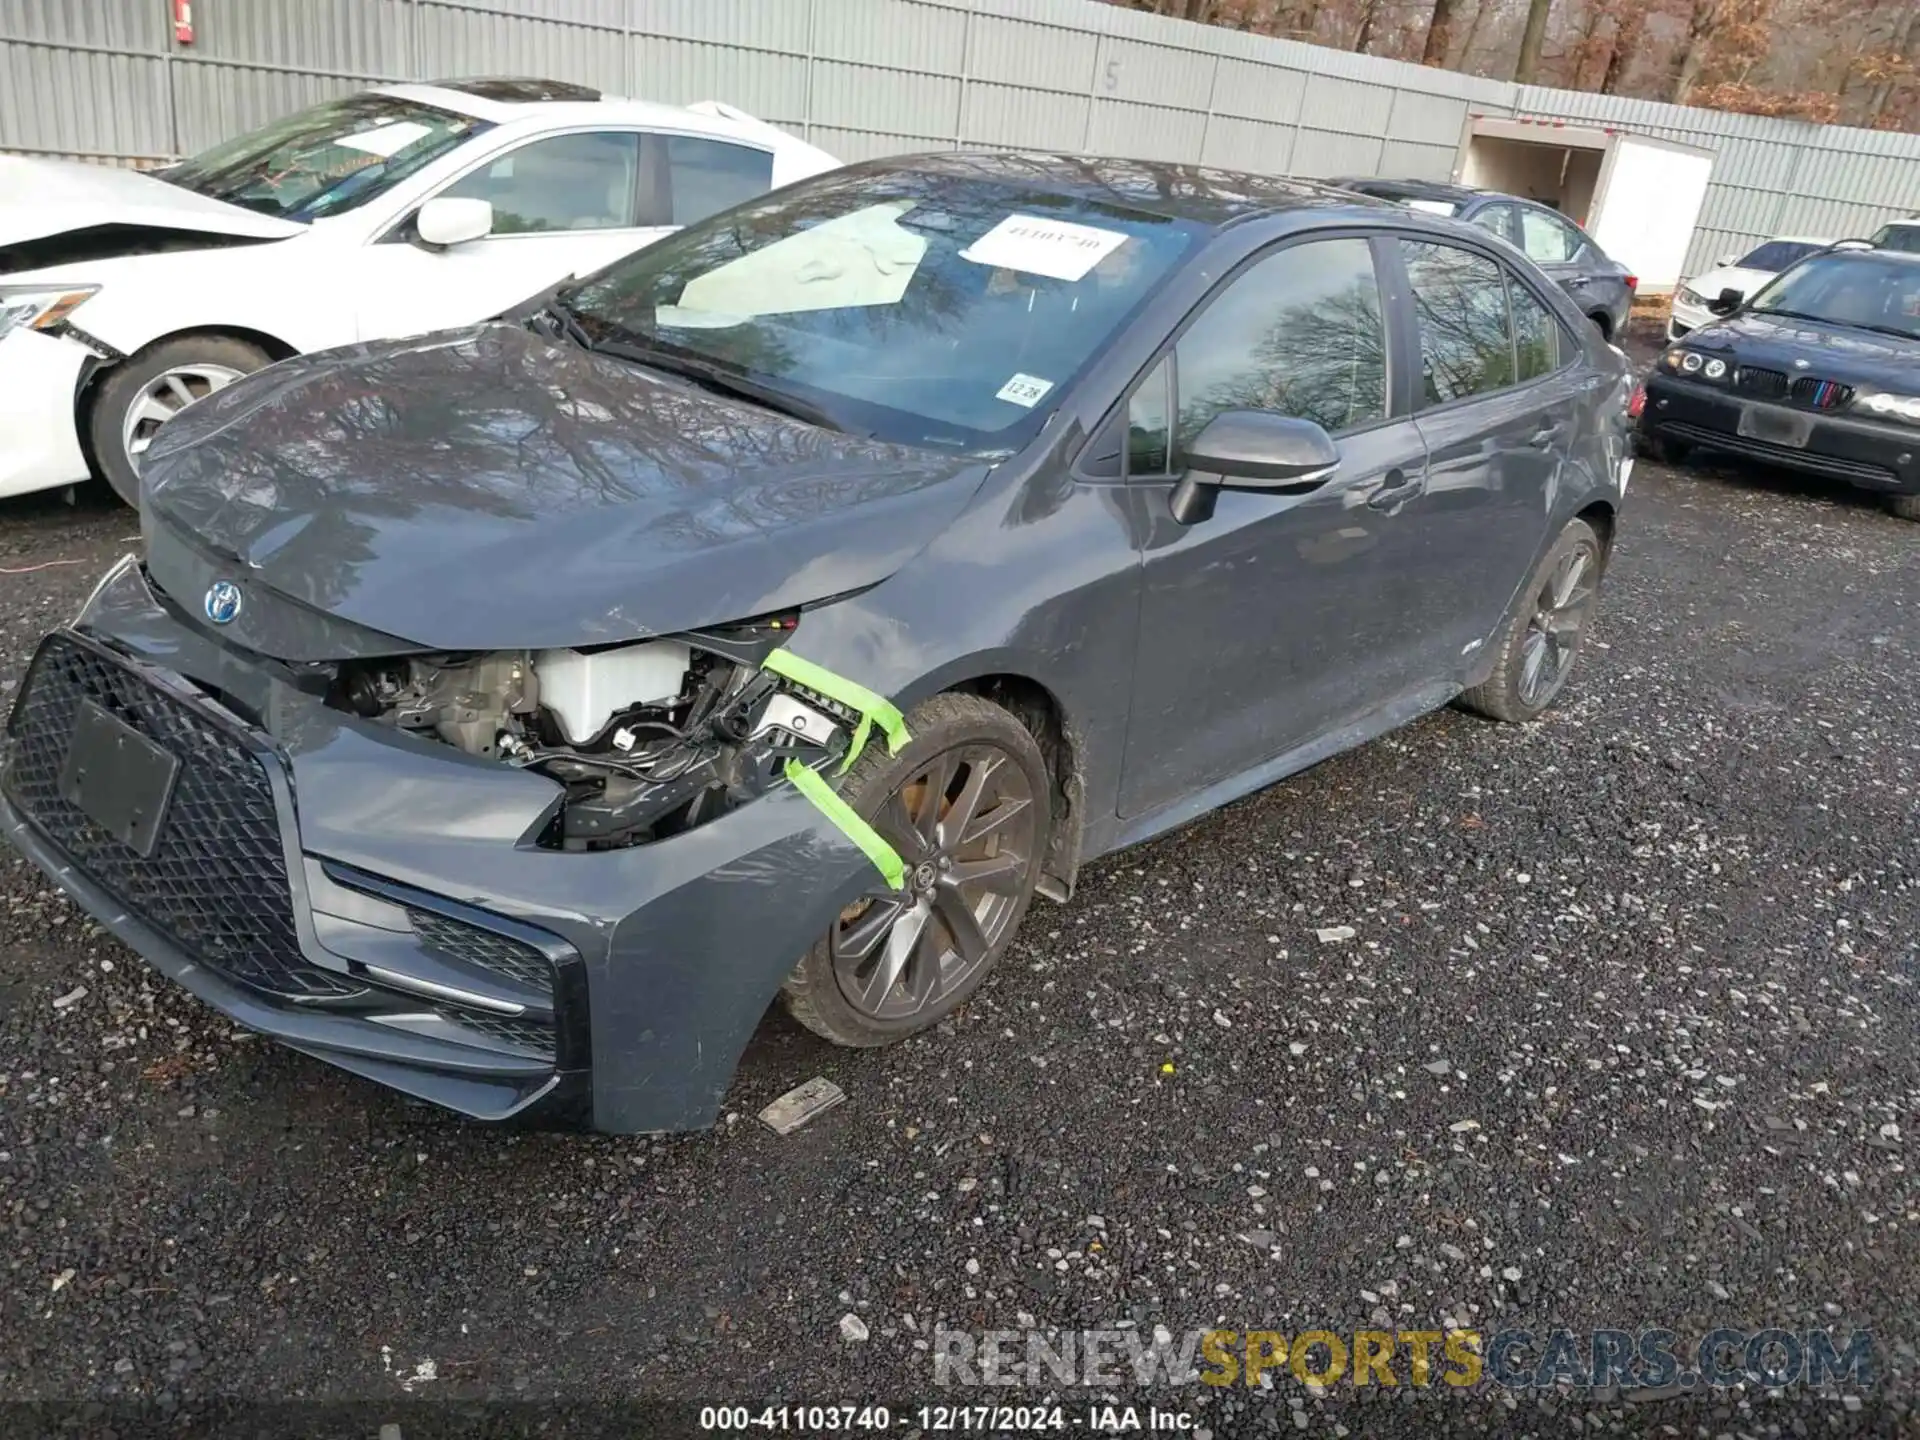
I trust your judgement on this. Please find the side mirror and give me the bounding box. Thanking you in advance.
[1708,286,1745,315]
[1170,410,1340,525]
[414,197,494,249]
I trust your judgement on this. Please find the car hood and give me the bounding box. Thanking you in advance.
[0,155,306,253]
[1682,265,1773,303]
[1682,310,1920,382]
[139,324,988,654]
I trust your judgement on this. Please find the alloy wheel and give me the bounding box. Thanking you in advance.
[121,363,247,468]
[828,744,1038,1022]
[1518,537,1599,707]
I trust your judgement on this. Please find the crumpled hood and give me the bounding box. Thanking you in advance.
[0,155,306,249]
[140,324,988,654]
[1684,311,1920,385]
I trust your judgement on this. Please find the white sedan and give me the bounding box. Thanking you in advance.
[1667,235,1831,340]
[0,77,839,506]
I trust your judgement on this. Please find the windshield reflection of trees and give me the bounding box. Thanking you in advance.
[155,327,964,611]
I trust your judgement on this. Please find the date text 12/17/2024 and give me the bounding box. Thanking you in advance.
[698,1405,1195,1432]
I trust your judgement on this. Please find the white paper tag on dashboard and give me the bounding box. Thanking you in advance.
[960,215,1130,281]
[996,373,1054,408]
[337,121,433,158]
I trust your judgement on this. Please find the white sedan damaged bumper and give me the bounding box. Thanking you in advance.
[0,328,93,499]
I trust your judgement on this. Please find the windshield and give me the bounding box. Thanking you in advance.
[564,169,1200,450]
[1872,224,1920,255]
[161,94,487,222]
[1735,240,1823,271]
[1749,253,1920,338]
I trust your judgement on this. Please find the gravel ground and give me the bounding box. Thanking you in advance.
[2,439,1917,1436]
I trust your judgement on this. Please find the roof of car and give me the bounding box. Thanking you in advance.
[371,80,811,149]
[846,150,1389,226]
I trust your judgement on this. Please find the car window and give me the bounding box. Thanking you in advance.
[1470,204,1513,242]
[440,131,642,235]
[665,136,775,226]
[1519,208,1581,265]
[1871,224,1920,255]
[1170,237,1389,461]
[160,93,486,222]
[1749,252,1920,338]
[1128,355,1173,475]
[1508,276,1562,381]
[1736,240,1823,271]
[1402,240,1515,404]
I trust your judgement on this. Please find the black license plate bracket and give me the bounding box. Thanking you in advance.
[1737,405,1813,449]
[58,700,180,858]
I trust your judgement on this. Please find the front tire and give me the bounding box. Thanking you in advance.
[781,692,1052,1048]
[1633,429,1688,466]
[1459,518,1606,724]
[88,335,269,507]
[1889,494,1920,522]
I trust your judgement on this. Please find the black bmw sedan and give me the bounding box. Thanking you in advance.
[1638,245,1920,521]
[0,153,1633,1133]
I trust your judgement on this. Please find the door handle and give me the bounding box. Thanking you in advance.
[1366,468,1418,512]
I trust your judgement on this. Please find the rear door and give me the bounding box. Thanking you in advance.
[1516,203,1621,324]
[1112,232,1440,819]
[1399,237,1586,658]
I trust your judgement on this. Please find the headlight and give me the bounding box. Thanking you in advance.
[1676,286,1707,308]
[1856,391,1920,423]
[0,285,100,341]
[1661,347,1730,381]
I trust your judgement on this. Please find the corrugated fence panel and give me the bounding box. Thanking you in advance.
[190,0,411,78]
[0,0,162,49]
[629,36,807,121]
[415,0,625,93]
[0,42,168,159]
[5,0,1920,271]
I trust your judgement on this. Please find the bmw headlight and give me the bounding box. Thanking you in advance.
[0,285,100,341]
[1854,390,1920,424]
[1660,347,1731,381]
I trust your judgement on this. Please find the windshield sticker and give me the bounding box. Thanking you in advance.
[960,215,1131,282]
[336,121,434,158]
[995,373,1054,408]
[675,200,927,318]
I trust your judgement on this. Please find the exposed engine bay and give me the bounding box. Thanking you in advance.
[327,620,851,849]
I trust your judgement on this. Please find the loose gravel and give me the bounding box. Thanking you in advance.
[2,446,1916,1436]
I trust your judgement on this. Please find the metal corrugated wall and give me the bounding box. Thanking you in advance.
[5,0,1919,277]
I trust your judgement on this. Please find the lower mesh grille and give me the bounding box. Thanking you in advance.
[3,633,361,1001]
[407,907,556,996]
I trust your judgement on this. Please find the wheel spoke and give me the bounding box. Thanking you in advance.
[947,852,1026,895]
[859,900,930,1010]
[940,754,1006,847]
[1552,551,1590,608]
[960,793,1029,847]
[877,791,930,861]
[129,393,177,430]
[910,753,954,845]
[163,374,199,409]
[933,886,991,964]
[1520,632,1548,700]
[838,894,906,961]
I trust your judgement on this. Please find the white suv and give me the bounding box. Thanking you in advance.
[0,77,840,506]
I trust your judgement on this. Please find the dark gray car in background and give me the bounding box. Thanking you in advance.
[1332,177,1638,340]
[0,153,1633,1134]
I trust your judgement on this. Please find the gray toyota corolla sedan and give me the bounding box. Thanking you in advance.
[1,153,1632,1133]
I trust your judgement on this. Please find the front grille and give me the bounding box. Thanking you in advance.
[1735,365,1788,399]
[407,907,556,996]
[4,634,360,1000]
[1791,376,1854,410]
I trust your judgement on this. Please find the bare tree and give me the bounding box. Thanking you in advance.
[1515,0,1555,81]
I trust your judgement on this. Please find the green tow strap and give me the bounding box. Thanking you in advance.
[761,648,912,891]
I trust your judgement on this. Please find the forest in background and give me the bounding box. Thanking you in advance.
[1108,0,1920,130]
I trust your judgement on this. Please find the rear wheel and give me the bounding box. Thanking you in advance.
[782,692,1051,1047]
[1889,494,1920,522]
[1459,518,1606,724]
[88,335,270,508]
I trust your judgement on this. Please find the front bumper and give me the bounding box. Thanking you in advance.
[0,561,884,1133]
[0,328,93,499]
[1639,375,1920,496]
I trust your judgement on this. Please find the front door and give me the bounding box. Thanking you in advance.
[1117,233,1439,819]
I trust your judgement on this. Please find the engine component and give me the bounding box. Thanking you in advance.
[534,642,691,745]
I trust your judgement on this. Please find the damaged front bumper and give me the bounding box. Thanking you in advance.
[0,559,889,1133]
